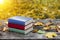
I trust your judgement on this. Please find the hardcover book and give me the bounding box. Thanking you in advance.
[9,27,33,34]
[8,23,33,30]
[8,16,33,25]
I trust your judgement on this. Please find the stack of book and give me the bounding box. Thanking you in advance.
[8,16,33,34]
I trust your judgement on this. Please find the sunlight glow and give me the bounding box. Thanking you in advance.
[0,0,4,4]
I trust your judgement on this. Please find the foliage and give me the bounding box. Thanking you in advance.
[0,0,60,20]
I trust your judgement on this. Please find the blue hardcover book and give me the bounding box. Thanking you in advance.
[8,16,33,25]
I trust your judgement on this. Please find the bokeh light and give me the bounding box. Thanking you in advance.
[0,0,60,20]
[0,0,4,4]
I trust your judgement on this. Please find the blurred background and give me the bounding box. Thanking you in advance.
[0,0,60,20]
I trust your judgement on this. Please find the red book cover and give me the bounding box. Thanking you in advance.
[8,23,33,30]
[8,23,25,30]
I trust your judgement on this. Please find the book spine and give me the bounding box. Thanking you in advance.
[9,27,33,34]
[9,28,25,34]
[8,19,25,26]
[8,23,25,30]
